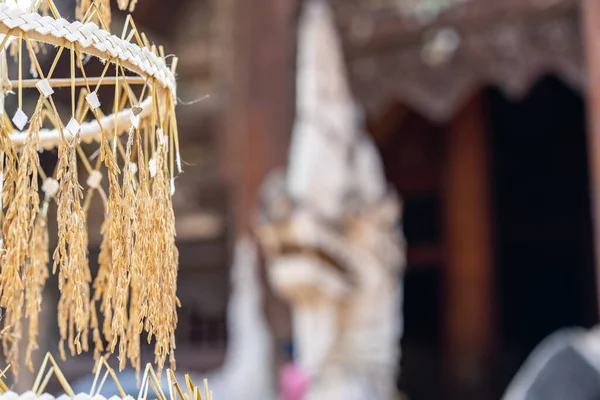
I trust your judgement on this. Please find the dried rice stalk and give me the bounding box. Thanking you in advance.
[24,201,49,372]
[0,129,18,221]
[0,104,43,377]
[53,130,91,360]
[146,132,178,372]
[2,307,22,376]
[109,127,136,371]
[127,128,151,377]
[95,130,125,361]
[90,217,110,361]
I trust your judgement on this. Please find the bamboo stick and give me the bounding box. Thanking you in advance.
[9,76,147,89]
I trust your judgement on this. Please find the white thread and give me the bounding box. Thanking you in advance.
[170,178,175,195]
[86,170,102,189]
[129,109,140,128]
[176,152,182,173]
[42,177,59,197]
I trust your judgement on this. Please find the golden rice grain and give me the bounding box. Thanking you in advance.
[0,102,43,377]
[53,128,91,360]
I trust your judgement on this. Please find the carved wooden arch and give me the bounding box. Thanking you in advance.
[329,0,582,123]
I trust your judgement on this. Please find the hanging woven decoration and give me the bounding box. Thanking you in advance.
[0,0,181,379]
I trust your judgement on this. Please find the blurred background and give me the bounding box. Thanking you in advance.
[13,0,600,399]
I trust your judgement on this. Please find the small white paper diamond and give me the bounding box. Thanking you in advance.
[64,118,81,140]
[12,108,27,130]
[129,110,140,128]
[85,92,101,110]
[35,79,54,98]
[149,158,157,178]
[129,162,138,174]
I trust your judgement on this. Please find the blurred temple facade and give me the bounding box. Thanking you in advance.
[24,0,600,399]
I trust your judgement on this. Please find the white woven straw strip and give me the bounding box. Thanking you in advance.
[9,96,152,149]
[0,391,137,400]
[0,4,176,96]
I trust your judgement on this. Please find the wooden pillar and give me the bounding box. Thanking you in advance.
[583,0,600,316]
[443,92,494,394]
[219,0,300,366]
[221,0,298,230]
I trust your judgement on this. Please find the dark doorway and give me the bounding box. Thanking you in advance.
[486,76,598,379]
[370,106,446,399]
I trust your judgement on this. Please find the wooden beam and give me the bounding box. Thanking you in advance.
[443,92,494,393]
[584,0,600,316]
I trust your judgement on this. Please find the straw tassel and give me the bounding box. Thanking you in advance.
[111,127,136,371]
[24,206,49,372]
[90,217,110,360]
[98,132,122,352]
[129,128,150,376]
[53,131,91,359]
[147,132,178,372]
[0,134,18,215]
[0,106,43,377]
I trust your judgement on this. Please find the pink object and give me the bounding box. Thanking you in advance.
[279,363,309,400]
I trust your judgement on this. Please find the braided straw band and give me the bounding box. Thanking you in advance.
[0,4,176,95]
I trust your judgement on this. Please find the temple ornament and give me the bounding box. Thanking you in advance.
[256,1,406,398]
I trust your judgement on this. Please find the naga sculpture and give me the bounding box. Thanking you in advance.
[255,1,406,398]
